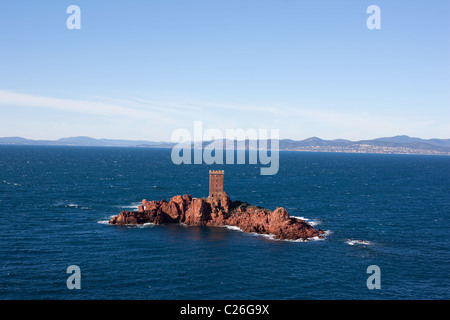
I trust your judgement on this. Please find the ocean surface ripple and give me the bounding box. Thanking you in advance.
[0,146,449,299]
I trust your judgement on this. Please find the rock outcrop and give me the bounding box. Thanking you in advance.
[109,193,324,241]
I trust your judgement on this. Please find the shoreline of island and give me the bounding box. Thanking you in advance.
[108,193,325,241]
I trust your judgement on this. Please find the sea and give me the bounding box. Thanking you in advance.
[0,145,448,300]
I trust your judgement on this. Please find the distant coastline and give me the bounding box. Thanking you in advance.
[1,135,449,156]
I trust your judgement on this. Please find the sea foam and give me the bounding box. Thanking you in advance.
[117,202,141,210]
[290,216,321,227]
[346,239,372,246]
[223,225,331,242]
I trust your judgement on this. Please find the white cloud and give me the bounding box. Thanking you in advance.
[0,90,161,119]
[0,90,445,140]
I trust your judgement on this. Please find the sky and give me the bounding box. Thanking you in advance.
[0,0,449,141]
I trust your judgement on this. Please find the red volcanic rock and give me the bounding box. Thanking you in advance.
[109,210,152,225]
[143,199,159,211]
[109,194,324,241]
[184,198,211,226]
[269,207,290,225]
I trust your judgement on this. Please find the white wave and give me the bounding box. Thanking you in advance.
[60,203,81,208]
[291,216,321,227]
[118,222,155,228]
[2,180,21,186]
[276,230,332,242]
[117,202,141,210]
[223,225,242,232]
[282,237,308,243]
[97,220,154,228]
[248,232,313,243]
[223,225,331,242]
[67,203,79,208]
[134,222,155,228]
[346,239,372,246]
[323,230,333,237]
[250,232,277,241]
[53,202,85,209]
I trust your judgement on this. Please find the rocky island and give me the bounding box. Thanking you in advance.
[109,192,324,241]
[109,170,325,241]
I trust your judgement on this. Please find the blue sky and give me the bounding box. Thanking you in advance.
[0,0,449,141]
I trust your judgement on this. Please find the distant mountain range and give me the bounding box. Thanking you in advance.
[0,136,162,147]
[1,135,449,155]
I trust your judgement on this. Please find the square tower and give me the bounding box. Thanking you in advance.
[209,170,224,199]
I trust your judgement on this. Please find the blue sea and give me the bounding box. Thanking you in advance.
[0,146,449,300]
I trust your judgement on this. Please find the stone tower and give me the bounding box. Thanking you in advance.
[209,170,224,199]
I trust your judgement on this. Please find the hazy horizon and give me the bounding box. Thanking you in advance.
[1,134,449,143]
[0,135,450,143]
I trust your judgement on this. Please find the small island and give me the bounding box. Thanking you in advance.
[109,170,325,241]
